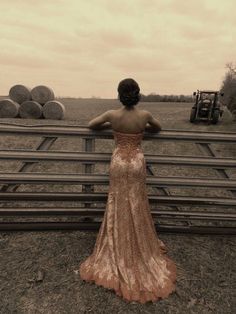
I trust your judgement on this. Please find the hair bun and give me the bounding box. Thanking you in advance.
[118,78,140,107]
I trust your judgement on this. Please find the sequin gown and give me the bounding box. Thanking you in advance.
[79,130,177,304]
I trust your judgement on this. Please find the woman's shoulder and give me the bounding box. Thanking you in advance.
[140,109,151,117]
[110,108,148,121]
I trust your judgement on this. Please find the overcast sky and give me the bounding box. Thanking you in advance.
[0,0,235,98]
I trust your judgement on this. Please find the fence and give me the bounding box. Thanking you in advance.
[0,123,235,234]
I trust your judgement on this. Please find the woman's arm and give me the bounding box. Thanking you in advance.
[144,111,162,133]
[88,110,113,130]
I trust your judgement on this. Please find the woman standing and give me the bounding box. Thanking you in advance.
[79,78,177,304]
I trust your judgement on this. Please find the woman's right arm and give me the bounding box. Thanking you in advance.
[144,111,162,133]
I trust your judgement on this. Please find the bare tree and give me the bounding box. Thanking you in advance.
[221,62,236,114]
[225,62,236,74]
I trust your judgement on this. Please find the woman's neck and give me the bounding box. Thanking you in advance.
[123,106,136,111]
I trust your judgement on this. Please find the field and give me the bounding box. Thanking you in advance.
[0,99,235,314]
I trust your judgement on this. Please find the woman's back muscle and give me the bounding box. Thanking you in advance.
[110,108,148,133]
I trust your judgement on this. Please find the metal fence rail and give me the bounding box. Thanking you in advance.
[0,150,236,168]
[0,192,236,206]
[0,123,235,234]
[0,123,235,142]
[0,172,236,188]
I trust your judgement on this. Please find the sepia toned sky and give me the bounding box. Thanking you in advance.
[0,0,235,98]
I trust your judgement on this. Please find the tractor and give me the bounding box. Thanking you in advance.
[190,90,224,124]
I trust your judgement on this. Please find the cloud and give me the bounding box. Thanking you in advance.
[0,0,235,97]
[0,51,51,69]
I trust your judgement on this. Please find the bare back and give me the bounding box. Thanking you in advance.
[109,108,148,133]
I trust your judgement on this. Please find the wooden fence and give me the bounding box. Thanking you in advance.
[0,123,235,234]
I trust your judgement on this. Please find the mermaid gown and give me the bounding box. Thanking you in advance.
[79,130,177,304]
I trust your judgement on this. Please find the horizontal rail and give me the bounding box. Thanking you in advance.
[0,150,236,168]
[0,173,236,189]
[0,221,234,234]
[0,124,236,143]
[0,192,236,207]
[0,207,235,221]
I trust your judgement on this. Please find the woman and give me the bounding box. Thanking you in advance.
[79,78,177,304]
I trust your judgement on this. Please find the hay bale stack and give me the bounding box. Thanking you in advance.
[9,85,31,104]
[0,99,19,118]
[31,85,55,105]
[42,101,65,120]
[19,101,43,119]
[2,84,65,120]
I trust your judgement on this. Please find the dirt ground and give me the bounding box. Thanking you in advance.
[0,99,235,314]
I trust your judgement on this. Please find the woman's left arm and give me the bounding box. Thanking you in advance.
[88,110,113,130]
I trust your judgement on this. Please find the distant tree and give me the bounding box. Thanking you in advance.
[225,62,236,74]
[140,93,193,103]
[221,63,236,113]
[179,95,186,102]
[91,95,101,99]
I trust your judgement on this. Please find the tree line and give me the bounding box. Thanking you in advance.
[220,62,236,115]
[140,93,193,102]
[140,63,236,116]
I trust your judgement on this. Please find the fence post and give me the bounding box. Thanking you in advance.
[81,137,95,221]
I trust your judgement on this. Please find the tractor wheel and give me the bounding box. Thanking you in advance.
[190,108,197,122]
[212,109,220,124]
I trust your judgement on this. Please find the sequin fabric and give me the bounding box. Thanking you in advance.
[79,130,177,304]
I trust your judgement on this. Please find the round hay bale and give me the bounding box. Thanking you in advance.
[19,101,43,119]
[31,85,55,105]
[9,85,31,104]
[0,99,19,118]
[42,101,65,120]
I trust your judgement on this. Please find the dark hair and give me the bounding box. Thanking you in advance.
[117,78,140,107]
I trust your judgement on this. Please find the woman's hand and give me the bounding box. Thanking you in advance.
[145,123,161,133]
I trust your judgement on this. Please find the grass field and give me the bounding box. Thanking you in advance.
[0,98,235,313]
[1,97,235,130]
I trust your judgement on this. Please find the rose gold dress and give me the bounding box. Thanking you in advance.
[79,130,177,304]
